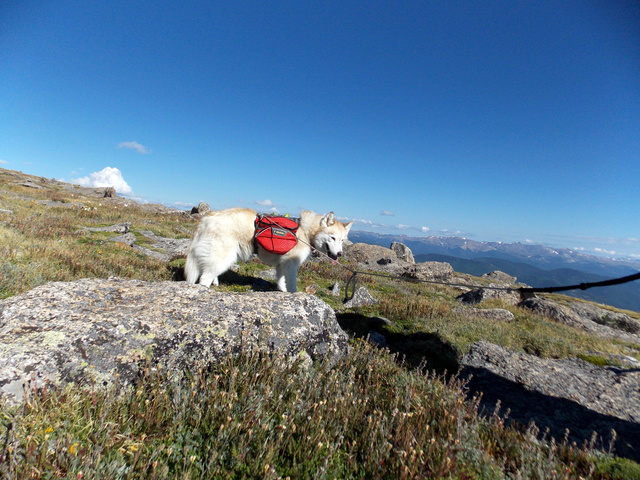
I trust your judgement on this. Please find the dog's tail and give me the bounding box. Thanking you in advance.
[184,250,200,284]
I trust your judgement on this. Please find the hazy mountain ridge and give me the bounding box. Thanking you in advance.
[350,231,640,312]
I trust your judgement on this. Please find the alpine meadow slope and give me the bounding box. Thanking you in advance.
[2,167,640,477]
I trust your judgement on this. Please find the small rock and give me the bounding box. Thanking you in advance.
[109,232,137,246]
[481,270,517,284]
[456,284,520,306]
[401,262,454,282]
[343,286,378,308]
[85,222,131,234]
[390,242,415,263]
[191,202,211,215]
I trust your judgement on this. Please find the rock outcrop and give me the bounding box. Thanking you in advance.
[0,278,349,406]
[461,341,640,461]
[519,297,640,343]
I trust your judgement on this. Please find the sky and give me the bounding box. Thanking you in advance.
[1,1,639,259]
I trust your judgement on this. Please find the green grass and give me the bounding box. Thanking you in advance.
[1,343,626,480]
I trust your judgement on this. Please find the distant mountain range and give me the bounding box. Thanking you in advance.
[350,231,640,312]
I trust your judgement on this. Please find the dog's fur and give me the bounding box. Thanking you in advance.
[185,208,353,292]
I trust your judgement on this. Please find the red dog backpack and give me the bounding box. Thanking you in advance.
[254,215,299,255]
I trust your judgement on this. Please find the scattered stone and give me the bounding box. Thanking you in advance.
[343,286,377,308]
[191,201,211,215]
[0,209,14,215]
[481,270,517,284]
[330,282,342,296]
[138,231,191,260]
[103,186,116,198]
[390,242,415,263]
[84,222,131,234]
[109,232,137,246]
[401,261,454,282]
[0,278,349,406]
[19,181,44,189]
[456,284,520,306]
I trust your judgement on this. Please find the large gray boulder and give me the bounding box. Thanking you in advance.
[0,278,349,406]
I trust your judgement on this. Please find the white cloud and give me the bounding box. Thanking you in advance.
[72,167,133,195]
[117,141,151,154]
[421,226,430,233]
[0,159,8,165]
[256,199,275,207]
[380,210,395,216]
[396,224,410,229]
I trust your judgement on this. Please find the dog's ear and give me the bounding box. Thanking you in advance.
[322,212,336,227]
[344,221,353,235]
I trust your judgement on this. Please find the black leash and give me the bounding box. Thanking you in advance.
[343,269,640,303]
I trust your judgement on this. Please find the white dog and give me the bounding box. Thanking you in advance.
[185,208,352,292]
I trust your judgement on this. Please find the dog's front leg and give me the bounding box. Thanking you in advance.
[275,262,298,293]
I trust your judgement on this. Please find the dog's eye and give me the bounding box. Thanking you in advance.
[331,236,336,241]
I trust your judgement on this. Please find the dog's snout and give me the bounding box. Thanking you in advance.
[337,251,343,257]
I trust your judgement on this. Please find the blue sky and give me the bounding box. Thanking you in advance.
[1,1,639,259]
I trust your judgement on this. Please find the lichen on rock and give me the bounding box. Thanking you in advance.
[0,277,349,406]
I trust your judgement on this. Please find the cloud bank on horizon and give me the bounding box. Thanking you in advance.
[71,167,133,195]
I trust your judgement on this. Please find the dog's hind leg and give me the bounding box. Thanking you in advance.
[198,269,219,288]
[199,249,239,288]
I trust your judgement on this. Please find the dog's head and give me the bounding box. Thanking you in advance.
[313,212,353,260]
